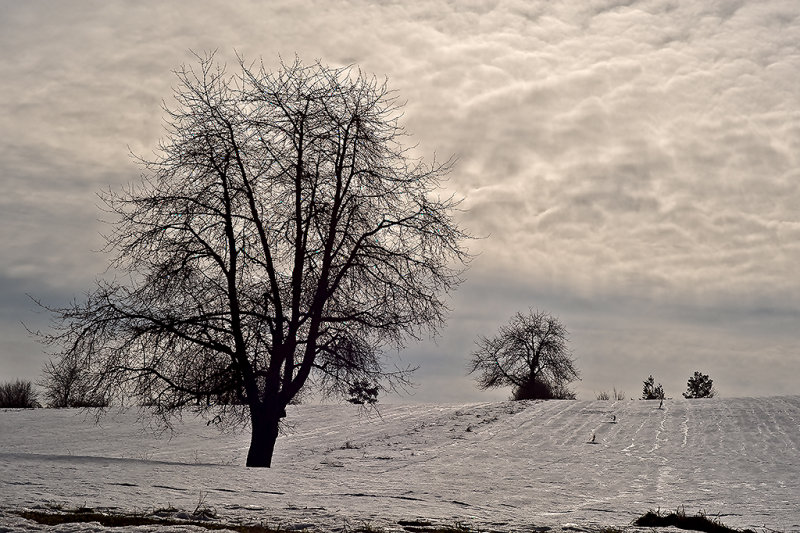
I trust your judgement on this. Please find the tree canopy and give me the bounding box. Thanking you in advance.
[469,309,579,400]
[683,371,715,398]
[642,375,665,400]
[40,53,470,467]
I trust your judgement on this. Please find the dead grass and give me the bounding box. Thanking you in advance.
[634,509,759,533]
[18,506,775,533]
[397,519,474,533]
[16,509,287,532]
[17,509,481,533]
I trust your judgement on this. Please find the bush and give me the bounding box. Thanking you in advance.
[596,387,625,401]
[513,376,575,400]
[683,371,716,398]
[634,509,755,533]
[0,380,40,408]
[347,380,379,405]
[641,375,665,400]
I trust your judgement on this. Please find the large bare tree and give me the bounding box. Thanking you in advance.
[469,309,578,400]
[40,53,469,467]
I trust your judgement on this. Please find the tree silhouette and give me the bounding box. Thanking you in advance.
[346,379,379,405]
[469,309,578,400]
[39,53,470,467]
[0,380,39,408]
[40,355,107,408]
[641,375,665,400]
[683,371,716,398]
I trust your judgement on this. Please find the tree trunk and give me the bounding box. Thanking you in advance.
[246,404,281,467]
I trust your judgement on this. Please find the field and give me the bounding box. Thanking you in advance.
[1,397,798,532]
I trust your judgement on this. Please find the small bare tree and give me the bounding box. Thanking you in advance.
[469,309,579,400]
[39,53,470,467]
[39,355,108,408]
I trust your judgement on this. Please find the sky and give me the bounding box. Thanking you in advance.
[1,0,799,403]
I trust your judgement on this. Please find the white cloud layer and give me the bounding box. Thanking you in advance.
[1,0,799,400]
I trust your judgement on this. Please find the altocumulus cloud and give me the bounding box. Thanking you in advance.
[0,0,799,400]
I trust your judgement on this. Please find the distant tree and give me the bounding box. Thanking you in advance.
[40,356,108,408]
[641,375,665,400]
[683,371,716,398]
[37,53,470,467]
[0,380,40,408]
[346,379,379,405]
[469,309,579,400]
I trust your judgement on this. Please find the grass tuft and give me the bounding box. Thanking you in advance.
[634,509,758,533]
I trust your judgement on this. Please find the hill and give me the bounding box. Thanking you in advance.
[1,397,798,532]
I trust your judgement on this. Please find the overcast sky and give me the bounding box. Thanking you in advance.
[2,0,799,403]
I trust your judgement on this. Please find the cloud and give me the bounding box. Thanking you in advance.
[1,0,799,399]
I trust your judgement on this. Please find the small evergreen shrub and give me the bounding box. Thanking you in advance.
[347,380,379,405]
[641,375,665,400]
[683,371,716,398]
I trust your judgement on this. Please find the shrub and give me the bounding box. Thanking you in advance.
[0,380,40,408]
[642,375,665,400]
[597,387,625,401]
[513,376,575,400]
[347,380,379,405]
[683,371,716,398]
[634,509,755,533]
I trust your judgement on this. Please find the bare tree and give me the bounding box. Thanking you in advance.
[469,309,579,400]
[38,53,470,467]
[40,355,108,408]
[683,371,715,398]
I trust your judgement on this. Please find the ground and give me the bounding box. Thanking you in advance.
[0,397,798,532]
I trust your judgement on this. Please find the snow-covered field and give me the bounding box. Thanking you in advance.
[1,397,798,532]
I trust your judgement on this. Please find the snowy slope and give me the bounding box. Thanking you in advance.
[1,397,798,532]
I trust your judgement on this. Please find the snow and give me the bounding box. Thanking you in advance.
[1,397,798,532]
